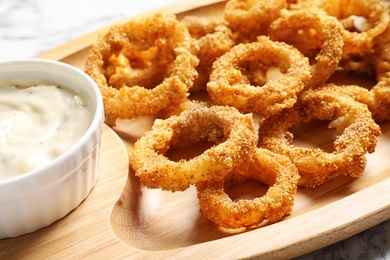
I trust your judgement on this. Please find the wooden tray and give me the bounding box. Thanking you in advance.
[1,0,390,259]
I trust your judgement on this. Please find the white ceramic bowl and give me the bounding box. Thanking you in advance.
[0,59,104,239]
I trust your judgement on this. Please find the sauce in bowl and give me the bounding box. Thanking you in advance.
[0,82,92,181]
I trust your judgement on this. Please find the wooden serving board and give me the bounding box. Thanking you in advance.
[1,0,390,259]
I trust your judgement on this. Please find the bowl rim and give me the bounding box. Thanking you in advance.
[0,58,104,186]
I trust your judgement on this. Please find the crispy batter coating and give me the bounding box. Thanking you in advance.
[197,148,300,229]
[207,36,311,116]
[292,0,390,54]
[258,88,381,188]
[269,7,344,89]
[130,106,257,192]
[323,81,390,123]
[224,0,287,40]
[374,25,390,81]
[180,16,236,91]
[84,13,199,126]
[292,0,390,79]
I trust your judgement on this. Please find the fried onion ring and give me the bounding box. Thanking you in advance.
[325,21,390,122]
[258,88,381,187]
[373,25,390,81]
[336,0,390,55]
[224,0,287,40]
[322,81,390,123]
[180,16,235,91]
[84,13,199,126]
[207,36,311,116]
[291,0,390,55]
[130,105,256,192]
[196,148,300,229]
[269,6,344,89]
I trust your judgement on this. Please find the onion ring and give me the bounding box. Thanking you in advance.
[180,16,235,91]
[224,0,287,40]
[268,6,344,89]
[374,42,390,81]
[207,35,311,116]
[338,0,390,55]
[321,81,390,123]
[291,0,390,55]
[84,13,199,126]
[196,148,300,229]
[130,105,257,192]
[257,88,381,188]
[373,25,390,81]
[325,21,390,122]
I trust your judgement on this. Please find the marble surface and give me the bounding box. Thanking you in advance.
[0,0,389,259]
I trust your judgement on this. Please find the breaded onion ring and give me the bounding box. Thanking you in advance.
[84,13,199,126]
[258,88,381,188]
[293,0,390,55]
[197,148,300,229]
[130,105,256,192]
[269,7,344,89]
[180,16,235,91]
[325,23,390,122]
[374,42,390,81]
[207,36,311,116]
[224,0,287,40]
[322,81,390,123]
[338,0,390,55]
[373,26,390,81]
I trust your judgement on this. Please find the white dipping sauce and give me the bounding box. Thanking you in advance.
[0,83,92,181]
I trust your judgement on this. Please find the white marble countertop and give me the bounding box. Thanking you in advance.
[0,0,389,259]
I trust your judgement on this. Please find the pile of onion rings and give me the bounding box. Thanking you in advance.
[257,87,381,188]
[130,105,257,192]
[85,0,388,230]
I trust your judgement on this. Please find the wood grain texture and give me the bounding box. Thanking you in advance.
[2,0,390,259]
